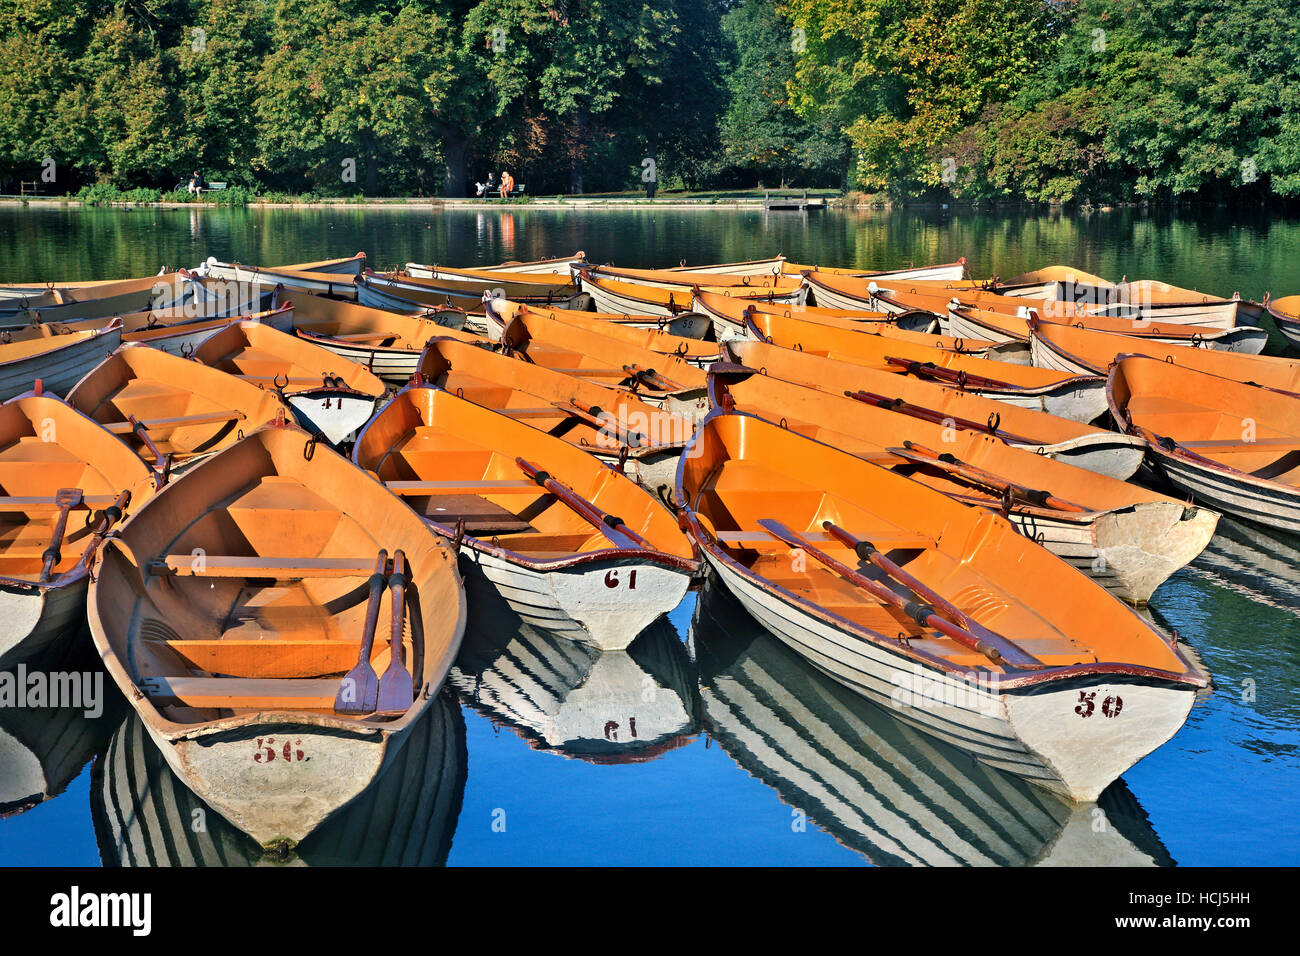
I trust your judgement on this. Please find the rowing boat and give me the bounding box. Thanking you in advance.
[65,344,285,476]
[833,274,1248,331]
[192,320,387,445]
[709,365,1217,604]
[719,307,1107,422]
[949,304,1268,354]
[723,340,1145,478]
[588,264,802,294]
[88,418,466,847]
[1,271,219,328]
[91,689,466,866]
[693,580,1176,865]
[1031,318,1300,393]
[485,300,718,365]
[784,260,970,281]
[577,269,802,316]
[1108,355,1300,532]
[494,305,710,419]
[676,409,1207,802]
[993,266,1113,298]
[288,292,474,385]
[274,253,368,276]
[694,290,1015,358]
[201,259,361,299]
[354,386,698,650]
[450,607,698,764]
[415,336,695,497]
[665,255,786,277]
[360,268,589,314]
[0,387,156,666]
[1266,295,1300,351]
[0,320,124,400]
[415,250,587,275]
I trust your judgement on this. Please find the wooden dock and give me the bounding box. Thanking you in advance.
[763,190,823,211]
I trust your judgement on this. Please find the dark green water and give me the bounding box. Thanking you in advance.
[0,205,1296,866]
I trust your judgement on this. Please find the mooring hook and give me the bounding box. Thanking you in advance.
[987,411,1001,434]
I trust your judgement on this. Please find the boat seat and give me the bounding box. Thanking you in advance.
[386,479,538,495]
[149,555,376,578]
[143,638,376,679]
[102,409,246,434]
[418,493,534,533]
[0,493,117,513]
[139,675,345,709]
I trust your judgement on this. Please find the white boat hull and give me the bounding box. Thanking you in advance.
[1147,449,1300,534]
[703,553,1197,803]
[287,391,380,446]
[0,327,123,400]
[453,543,691,652]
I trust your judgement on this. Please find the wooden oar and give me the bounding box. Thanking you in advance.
[844,390,1038,445]
[624,364,686,391]
[885,356,1026,391]
[39,488,83,582]
[516,456,655,550]
[817,519,1046,669]
[757,518,1045,671]
[334,550,389,716]
[557,398,651,448]
[889,441,1090,513]
[375,550,414,716]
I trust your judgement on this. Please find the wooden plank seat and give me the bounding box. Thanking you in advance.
[148,555,378,578]
[139,675,343,709]
[329,331,401,343]
[385,479,539,495]
[0,493,119,511]
[142,639,375,679]
[103,409,246,434]
[492,407,569,419]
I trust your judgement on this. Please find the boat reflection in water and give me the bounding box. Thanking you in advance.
[691,582,1174,866]
[1182,517,1300,621]
[450,582,701,763]
[1,623,123,818]
[91,689,466,866]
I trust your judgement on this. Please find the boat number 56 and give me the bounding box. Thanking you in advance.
[604,569,638,589]
[253,737,307,762]
[1075,692,1122,718]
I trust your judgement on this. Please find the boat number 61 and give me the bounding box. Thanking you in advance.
[1075,692,1122,718]
[604,569,638,589]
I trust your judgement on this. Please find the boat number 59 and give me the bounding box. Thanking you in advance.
[604,569,638,589]
[1075,692,1122,718]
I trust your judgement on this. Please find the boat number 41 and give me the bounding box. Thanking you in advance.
[604,569,638,589]
[1075,692,1123,718]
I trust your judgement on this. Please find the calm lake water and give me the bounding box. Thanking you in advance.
[0,204,1297,866]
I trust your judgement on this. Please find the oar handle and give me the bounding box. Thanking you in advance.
[885,355,1016,392]
[40,487,83,582]
[388,550,407,658]
[897,441,1089,513]
[844,390,1037,445]
[361,550,389,660]
[819,519,1044,670]
[516,456,655,550]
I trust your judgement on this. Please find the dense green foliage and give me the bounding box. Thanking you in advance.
[1,0,1297,202]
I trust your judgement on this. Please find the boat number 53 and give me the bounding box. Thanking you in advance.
[1075,692,1123,718]
[253,737,307,762]
[604,569,638,589]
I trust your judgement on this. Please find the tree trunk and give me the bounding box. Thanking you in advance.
[441,131,470,198]
[360,131,378,196]
[569,107,588,195]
